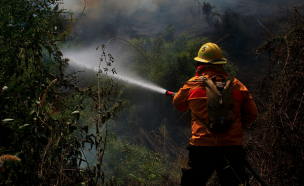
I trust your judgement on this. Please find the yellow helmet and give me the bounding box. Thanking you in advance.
[194,42,227,64]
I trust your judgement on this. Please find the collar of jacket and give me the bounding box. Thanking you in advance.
[195,64,228,76]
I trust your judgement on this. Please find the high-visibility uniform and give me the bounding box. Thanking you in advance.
[173,64,258,146]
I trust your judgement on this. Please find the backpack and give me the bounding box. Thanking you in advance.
[192,74,238,133]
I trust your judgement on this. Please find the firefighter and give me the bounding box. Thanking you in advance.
[173,42,258,186]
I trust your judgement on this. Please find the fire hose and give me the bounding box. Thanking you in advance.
[165,90,269,186]
[165,90,176,97]
[244,158,269,186]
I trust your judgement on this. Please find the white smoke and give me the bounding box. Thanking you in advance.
[60,0,303,39]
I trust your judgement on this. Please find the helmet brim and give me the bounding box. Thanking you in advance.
[194,57,227,64]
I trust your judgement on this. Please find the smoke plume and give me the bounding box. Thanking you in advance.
[61,0,303,41]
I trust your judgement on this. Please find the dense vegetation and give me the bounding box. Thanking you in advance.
[1,1,303,185]
[0,0,120,185]
[245,5,304,185]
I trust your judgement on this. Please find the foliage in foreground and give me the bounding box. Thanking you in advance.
[0,0,120,185]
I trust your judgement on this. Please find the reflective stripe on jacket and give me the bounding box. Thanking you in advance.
[173,65,258,146]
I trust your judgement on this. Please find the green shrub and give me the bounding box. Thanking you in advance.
[104,135,180,186]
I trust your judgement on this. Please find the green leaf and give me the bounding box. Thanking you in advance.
[107,111,111,119]
[76,182,86,186]
[18,124,31,130]
[150,174,156,179]
[2,86,8,91]
[3,118,14,123]
[71,111,80,114]
[30,109,35,116]
[71,111,80,121]
[129,174,138,179]
[129,174,144,182]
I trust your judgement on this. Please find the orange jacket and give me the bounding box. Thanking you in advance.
[173,65,258,146]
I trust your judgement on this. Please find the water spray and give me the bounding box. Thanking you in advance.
[63,49,178,97]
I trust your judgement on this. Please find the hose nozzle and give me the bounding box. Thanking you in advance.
[165,90,176,97]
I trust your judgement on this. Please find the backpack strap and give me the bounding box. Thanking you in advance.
[191,75,239,133]
[199,75,235,89]
[192,112,210,129]
[187,75,234,84]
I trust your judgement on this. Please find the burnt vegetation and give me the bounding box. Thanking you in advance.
[246,5,304,185]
